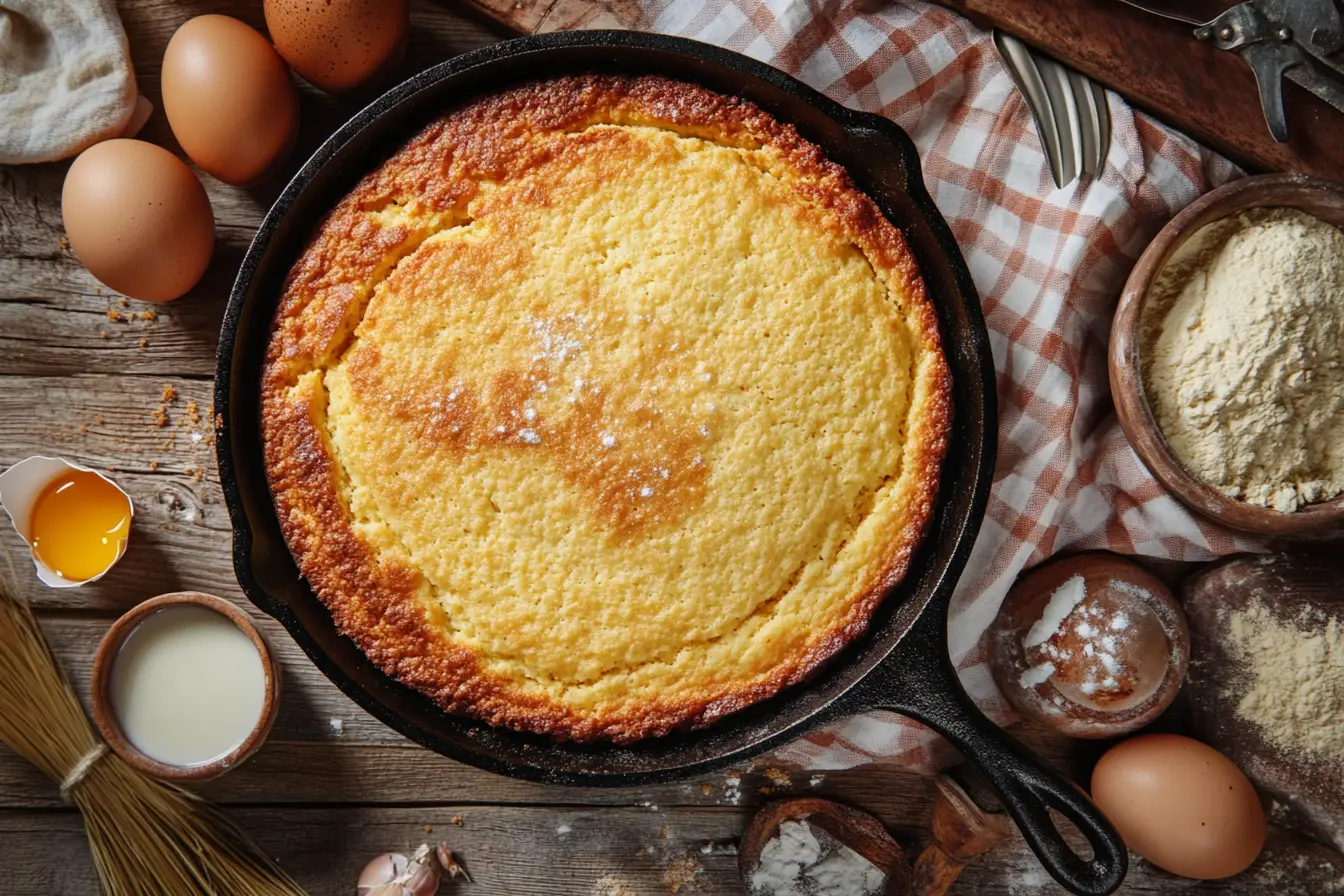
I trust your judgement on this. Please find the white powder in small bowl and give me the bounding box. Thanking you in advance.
[748,819,885,896]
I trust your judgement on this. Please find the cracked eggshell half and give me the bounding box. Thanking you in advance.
[0,456,134,588]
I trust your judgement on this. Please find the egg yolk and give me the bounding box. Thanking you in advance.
[30,470,131,582]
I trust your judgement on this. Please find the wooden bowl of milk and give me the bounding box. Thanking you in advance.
[92,592,280,781]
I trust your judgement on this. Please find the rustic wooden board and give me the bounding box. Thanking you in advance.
[0,738,943,813]
[938,0,1344,179]
[2,805,1341,895]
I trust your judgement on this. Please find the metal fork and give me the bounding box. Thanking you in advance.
[993,30,1112,189]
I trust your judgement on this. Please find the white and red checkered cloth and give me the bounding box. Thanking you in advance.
[586,0,1260,771]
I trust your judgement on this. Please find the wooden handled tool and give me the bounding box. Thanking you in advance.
[911,775,1013,895]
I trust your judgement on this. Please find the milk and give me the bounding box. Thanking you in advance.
[110,605,266,767]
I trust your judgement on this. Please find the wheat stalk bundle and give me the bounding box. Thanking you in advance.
[0,573,308,895]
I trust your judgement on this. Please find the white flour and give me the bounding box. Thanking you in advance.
[748,820,885,896]
[1226,600,1344,757]
[1023,576,1086,649]
[1145,208,1344,512]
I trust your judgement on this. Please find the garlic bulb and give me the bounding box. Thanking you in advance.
[357,844,441,896]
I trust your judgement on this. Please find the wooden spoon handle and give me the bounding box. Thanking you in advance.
[911,845,966,896]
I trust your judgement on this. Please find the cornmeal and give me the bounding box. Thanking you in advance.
[1145,208,1344,512]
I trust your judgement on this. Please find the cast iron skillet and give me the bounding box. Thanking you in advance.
[215,31,1125,895]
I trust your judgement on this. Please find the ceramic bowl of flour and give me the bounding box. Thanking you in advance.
[1111,173,1344,537]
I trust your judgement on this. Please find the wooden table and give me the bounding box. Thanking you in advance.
[0,3,1332,894]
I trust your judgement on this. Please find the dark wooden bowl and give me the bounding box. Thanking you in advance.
[988,552,1188,739]
[739,798,912,896]
[1110,173,1344,537]
[91,591,281,782]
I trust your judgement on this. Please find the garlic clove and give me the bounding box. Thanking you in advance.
[357,853,399,895]
[358,845,441,896]
[403,845,443,896]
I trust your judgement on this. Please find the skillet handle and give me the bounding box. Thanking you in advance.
[843,606,1127,896]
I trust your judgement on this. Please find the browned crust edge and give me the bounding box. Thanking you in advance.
[261,74,952,742]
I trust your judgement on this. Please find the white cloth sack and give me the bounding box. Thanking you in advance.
[0,0,138,164]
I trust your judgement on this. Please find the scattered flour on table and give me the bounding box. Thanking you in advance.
[1006,866,1053,893]
[592,875,635,896]
[1144,208,1344,512]
[723,775,742,805]
[661,854,703,893]
[1225,600,1344,757]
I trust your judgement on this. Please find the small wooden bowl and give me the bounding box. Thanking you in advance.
[988,552,1188,739]
[92,591,280,782]
[1110,173,1344,537]
[740,798,911,896]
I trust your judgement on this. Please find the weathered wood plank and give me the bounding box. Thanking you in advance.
[1,806,752,896]
[0,375,236,611]
[0,737,938,816]
[1,807,1338,896]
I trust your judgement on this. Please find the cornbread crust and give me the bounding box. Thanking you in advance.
[262,75,951,742]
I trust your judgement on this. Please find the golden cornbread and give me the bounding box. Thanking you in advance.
[262,75,950,742]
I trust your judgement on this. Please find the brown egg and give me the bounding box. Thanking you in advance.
[61,139,214,303]
[161,15,299,186]
[1091,734,1266,879]
[264,0,409,92]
